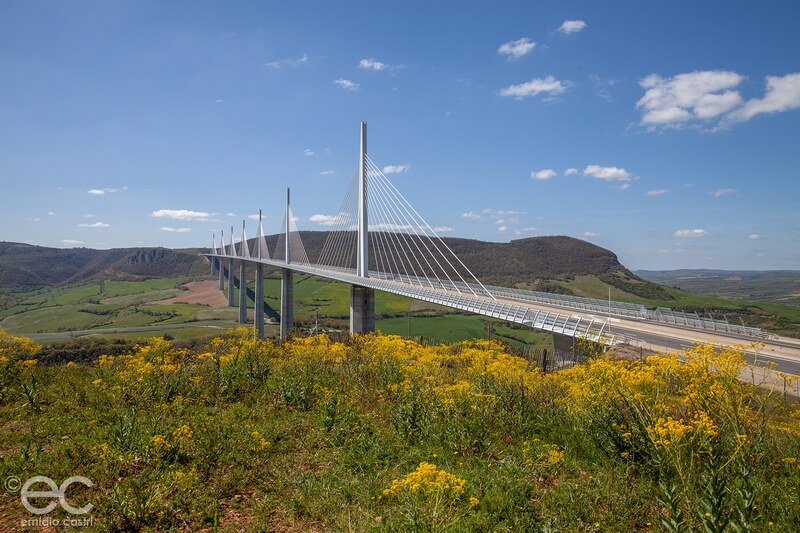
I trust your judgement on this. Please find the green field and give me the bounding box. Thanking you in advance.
[3,270,800,344]
[377,314,553,350]
[0,276,549,346]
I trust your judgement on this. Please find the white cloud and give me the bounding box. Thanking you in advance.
[499,76,570,100]
[498,226,508,232]
[265,53,308,69]
[674,229,709,238]
[358,58,403,71]
[617,183,631,190]
[636,70,744,127]
[646,189,669,196]
[160,227,191,233]
[247,214,262,221]
[711,188,736,197]
[61,239,85,245]
[727,73,800,123]
[498,38,536,60]
[583,165,632,181]
[151,209,213,221]
[532,168,557,180]
[372,223,413,232]
[748,234,761,240]
[583,231,598,237]
[216,99,224,104]
[359,58,387,71]
[226,212,236,217]
[334,79,359,91]
[515,227,538,235]
[558,20,587,34]
[462,211,481,220]
[637,71,800,129]
[383,164,410,174]
[83,214,96,218]
[483,208,525,226]
[304,148,314,156]
[483,209,526,216]
[48,211,56,216]
[432,226,454,233]
[563,168,578,176]
[319,170,334,176]
[87,187,126,195]
[309,213,349,226]
[590,74,617,102]
[78,222,109,228]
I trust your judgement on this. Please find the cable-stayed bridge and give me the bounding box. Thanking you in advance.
[204,123,800,372]
[204,123,613,344]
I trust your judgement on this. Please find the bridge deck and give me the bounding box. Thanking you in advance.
[205,254,612,343]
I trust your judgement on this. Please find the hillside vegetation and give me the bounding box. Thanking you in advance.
[1,235,670,301]
[0,329,798,531]
[0,242,207,289]
[638,269,800,308]
[259,232,672,300]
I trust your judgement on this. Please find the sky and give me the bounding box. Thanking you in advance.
[1,0,799,270]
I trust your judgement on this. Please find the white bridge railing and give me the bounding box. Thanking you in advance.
[206,252,613,345]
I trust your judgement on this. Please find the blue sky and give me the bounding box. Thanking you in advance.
[1,0,799,270]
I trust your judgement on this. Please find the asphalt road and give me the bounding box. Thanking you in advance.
[493,294,800,377]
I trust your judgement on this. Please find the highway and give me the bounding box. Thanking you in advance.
[494,293,800,377]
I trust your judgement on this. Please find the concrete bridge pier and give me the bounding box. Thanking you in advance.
[210,257,216,276]
[350,285,375,334]
[218,260,225,291]
[227,259,235,307]
[238,260,247,323]
[280,269,293,341]
[254,264,264,339]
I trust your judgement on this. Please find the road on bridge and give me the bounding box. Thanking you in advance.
[492,293,800,378]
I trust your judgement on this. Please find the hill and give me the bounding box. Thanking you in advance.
[0,241,208,289]
[0,235,670,299]
[254,232,673,300]
[637,269,800,307]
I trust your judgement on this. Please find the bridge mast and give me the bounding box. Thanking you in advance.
[281,188,294,341]
[285,188,291,265]
[350,121,375,333]
[357,121,368,278]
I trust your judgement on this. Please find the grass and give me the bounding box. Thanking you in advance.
[377,314,553,350]
[0,330,797,531]
[5,272,800,344]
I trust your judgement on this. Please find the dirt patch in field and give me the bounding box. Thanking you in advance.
[152,280,228,308]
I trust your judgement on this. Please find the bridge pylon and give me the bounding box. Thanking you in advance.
[351,121,375,334]
[251,210,267,337]
[280,188,294,341]
[227,226,235,307]
[238,220,248,324]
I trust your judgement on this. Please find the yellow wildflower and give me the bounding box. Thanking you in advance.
[172,424,193,440]
[382,462,466,498]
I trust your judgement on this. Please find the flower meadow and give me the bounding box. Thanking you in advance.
[1,328,799,531]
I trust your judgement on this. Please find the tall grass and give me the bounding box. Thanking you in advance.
[1,328,798,531]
